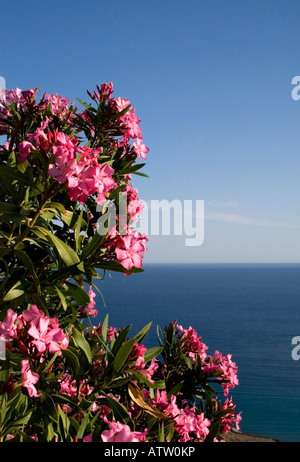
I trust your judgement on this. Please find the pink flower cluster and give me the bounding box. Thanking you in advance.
[83,83,149,159]
[202,351,239,396]
[80,286,98,317]
[19,124,117,206]
[175,323,239,396]
[0,305,69,398]
[150,390,211,442]
[49,134,116,205]
[21,360,40,398]
[112,96,149,159]
[127,342,158,382]
[114,232,148,271]
[0,305,68,355]
[8,83,149,272]
[177,323,208,361]
[219,397,242,434]
[101,421,147,442]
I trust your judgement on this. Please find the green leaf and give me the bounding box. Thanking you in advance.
[3,281,27,301]
[0,201,19,213]
[0,359,10,393]
[143,346,163,362]
[101,314,109,342]
[77,412,90,440]
[55,285,68,311]
[81,232,105,260]
[110,325,132,358]
[158,422,165,442]
[72,328,92,364]
[167,382,183,400]
[133,321,152,344]
[130,370,165,389]
[94,261,144,274]
[113,338,136,373]
[57,405,71,442]
[45,201,66,214]
[15,249,37,277]
[108,103,131,120]
[121,162,146,175]
[181,352,193,369]
[204,421,220,442]
[34,226,80,267]
[65,282,90,305]
[62,347,81,379]
[103,395,133,429]
[0,246,10,257]
[0,164,35,187]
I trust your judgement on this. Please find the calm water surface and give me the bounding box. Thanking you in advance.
[93,263,300,442]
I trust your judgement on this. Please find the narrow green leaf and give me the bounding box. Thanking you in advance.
[55,286,68,311]
[143,346,163,362]
[101,314,109,342]
[3,281,26,301]
[110,325,132,357]
[72,328,92,364]
[34,226,80,267]
[77,412,90,440]
[130,370,165,389]
[0,164,35,186]
[113,338,136,373]
[103,395,133,429]
[81,232,105,260]
[65,282,90,305]
[62,347,81,379]
[133,322,152,344]
[204,421,220,443]
[15,249,37,277]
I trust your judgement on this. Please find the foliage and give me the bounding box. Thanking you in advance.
[0,84,241,442]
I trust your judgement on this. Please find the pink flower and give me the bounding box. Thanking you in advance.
[100,82,114,100]
[132,138,149,159]
[0,309,18,341]
[27,119,51,153]
[80,286,98,317]
[150,390,180,418]
[101,421,147,442]
[21,360,40,398]
[115,233,147,270]
[176,324,208,361]
[48,152,82,186]
[22,304,45,326]
[174,408,211,442]
[83,434,93,442]
[17,141,34,162]
[59,373,77,398]
[45,93,70,119]
[219,397,242,434]
[202,351,239,396]
[28,316,69,354]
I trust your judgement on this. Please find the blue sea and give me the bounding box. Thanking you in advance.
[92,263,300,442]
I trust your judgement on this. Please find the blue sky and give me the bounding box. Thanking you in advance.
[1,0,300,263]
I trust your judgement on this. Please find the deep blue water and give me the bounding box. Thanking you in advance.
[92,263,300,442]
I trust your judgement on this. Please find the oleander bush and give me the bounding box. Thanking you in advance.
[0,84,241,442]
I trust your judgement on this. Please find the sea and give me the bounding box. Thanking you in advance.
[92,263,300,442]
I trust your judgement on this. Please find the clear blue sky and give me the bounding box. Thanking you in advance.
[1,0,300,263]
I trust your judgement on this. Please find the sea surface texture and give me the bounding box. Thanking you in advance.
[93,263,300,442]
